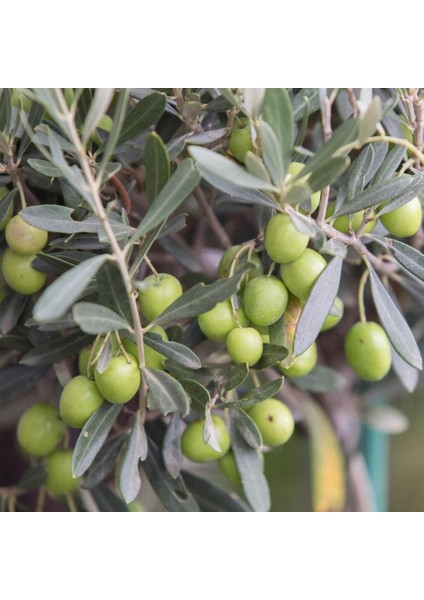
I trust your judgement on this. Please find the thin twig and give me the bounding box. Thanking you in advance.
[111,175,132,213]
[193,185,232,249]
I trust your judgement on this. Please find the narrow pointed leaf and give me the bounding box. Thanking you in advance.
[183,471,249,512]
[82,88,114,143]
[20,331,92,366]
[144,368,190,415]
[372,145,406,184]
[119,413,148,503]
[391,344,420,393]
[73,302,131,334]
[259,120,285,186]
[223,363,249,391]
[368,264,422,370]
[263,88,293,179]
[230,407,262,448]
[163,412,183,479]
[179,379,210,416]
[81,434,127,489]
[73,403,122,477]
[294,257,343,356]
[33,254,110,322]
[144,332,201,369]
[144,131,171,203]
[116,91,166,146]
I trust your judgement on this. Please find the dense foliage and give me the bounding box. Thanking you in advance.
[0,88,423,512]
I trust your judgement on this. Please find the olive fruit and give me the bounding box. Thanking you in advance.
[94,354,141,404]
[380,197,422,237]
[280,249,327,302]
[5,214,48,255]
[321,297,344,332]
[264,213,309,264]
[218,450,242,486]
[45,449,81,496]
[226,327,263,366]
[243,276,288,326]
[228,117,253,163]
[326,202,376,234]
[17,403,66,457]
[123,325,169,370]
[217,245,262,280]
[247,399,295,447]
[279,343,317,378]
[287,162,320,214]
[181,415,231,463]
[345,321,391,381]
[138,273,183,322]
[59,375,105,428]
[198,299,249,342]
[1,248,47,295]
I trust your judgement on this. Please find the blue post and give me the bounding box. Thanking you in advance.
[361,394,389,512]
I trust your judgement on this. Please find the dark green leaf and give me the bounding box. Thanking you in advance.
[269,314,285,347]
[245,378,284,402]
[116,91,166,146]
[18,99,45,160]
[73,302,131,334]
[368,264,422,370]
[293,366,347,393]
[144,368,190,416]
[82,88,114,143]
[346,144,376,199]
[73,403,122,477]
[119,413,148,503]
[0,189,17,223]
[216,186,279,210]
[158,236,201,273]
[230,407,262,448]
[300,119,359,179]
[189,146,278,193]
[223,363,249,391]
[90,483,129,512]
[371,235,424,283]
[144,131,171,203]
[182,471,249,512]
[143,439,199,512]
[129,158,200,240]
[20,331,92,366]
[263,88,293,179]
[151,264,251,326]
[81,434,127,489]
[27,159,62,178]
[97,262,132,324]
[33,254,110,322]
[97,89,129,179]
[309,155,350,192]
[254,344,289,370]
[0,293,29,334]
[144,332,201,369]
[16,465,47,490]
[0,89,12,134]
[0,365,48,406]
[179,378,210,416]
[294,257,343,356]
[372,145,406,184]
[162,412,183,479]
[165,361,212,386]
[230,417,270,512]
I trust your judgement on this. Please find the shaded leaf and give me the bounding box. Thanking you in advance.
[129,158,200,240]
[82,88,114,143]
[116,91,166,146]
[90,483,129,512]
[27,158,61,178]
[20,331,92,366]
[293,366,347,393]
[309,156,350,192]
[163,412,183,479]
[179,378,210,416]
[119,413,148,503]
[0,365,48,406]
[259,120,285,186]
[223,363,249,391]
[245,378,284,402]
[73,403,122,477]
[203,408,222,452]
[182,471,249,512]
[304,397,346,512]
[142,439,199,512]
[97,262,133,324]
[371,235,424,283]
[368,264,422,370]
[144,368,190,416]
[0,293,29,334]
[0,189,17,223]
[73,302,131,334]
[33,254,110,322]
[230,417,270,512]
[254,344,288,370]
[372,145,406,184]
[16,465,47,490]
[81,434,127,489]
[230,407,262,448]
[294,257,343,356]
[144,131,170,203]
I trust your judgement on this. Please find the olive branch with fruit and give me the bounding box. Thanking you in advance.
[0,88,423,512]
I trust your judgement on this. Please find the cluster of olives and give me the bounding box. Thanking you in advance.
[0,204,48,296]
[181,398,295,486]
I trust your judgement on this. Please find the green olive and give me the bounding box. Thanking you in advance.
[226,327,263,366]
[279,343,317,378]
[198,299,249,342]
[345,321,391,381]
[280,249,327,302]
[264,213,309,264]
[243,276,288,326]
[181,415,231,463]
[247,399,295,447]
[380,197,422,237]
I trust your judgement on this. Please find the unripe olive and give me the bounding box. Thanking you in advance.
[123,325,169,370]
[380,197,422,237]
[228,117,253,163]
[17,403,66,457]
[5,214,48,255]
[243,275,288,326]
[198,299,249,342]
[94,354,141,404]
[1,248,47,295]
[59,375,105,428]
[45,449,81,496]
[326,202,376,234]
[181,415,231,463]
[345,321,391,381]
[218,450,242,486]
[287,162,320,214]
[264,213,309,264]
[226,327,263,366]
[138,273,183,322]
[280,249,327,302]
[247,399,295,447]
[217,245,263,280]
[279,343,317,378]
